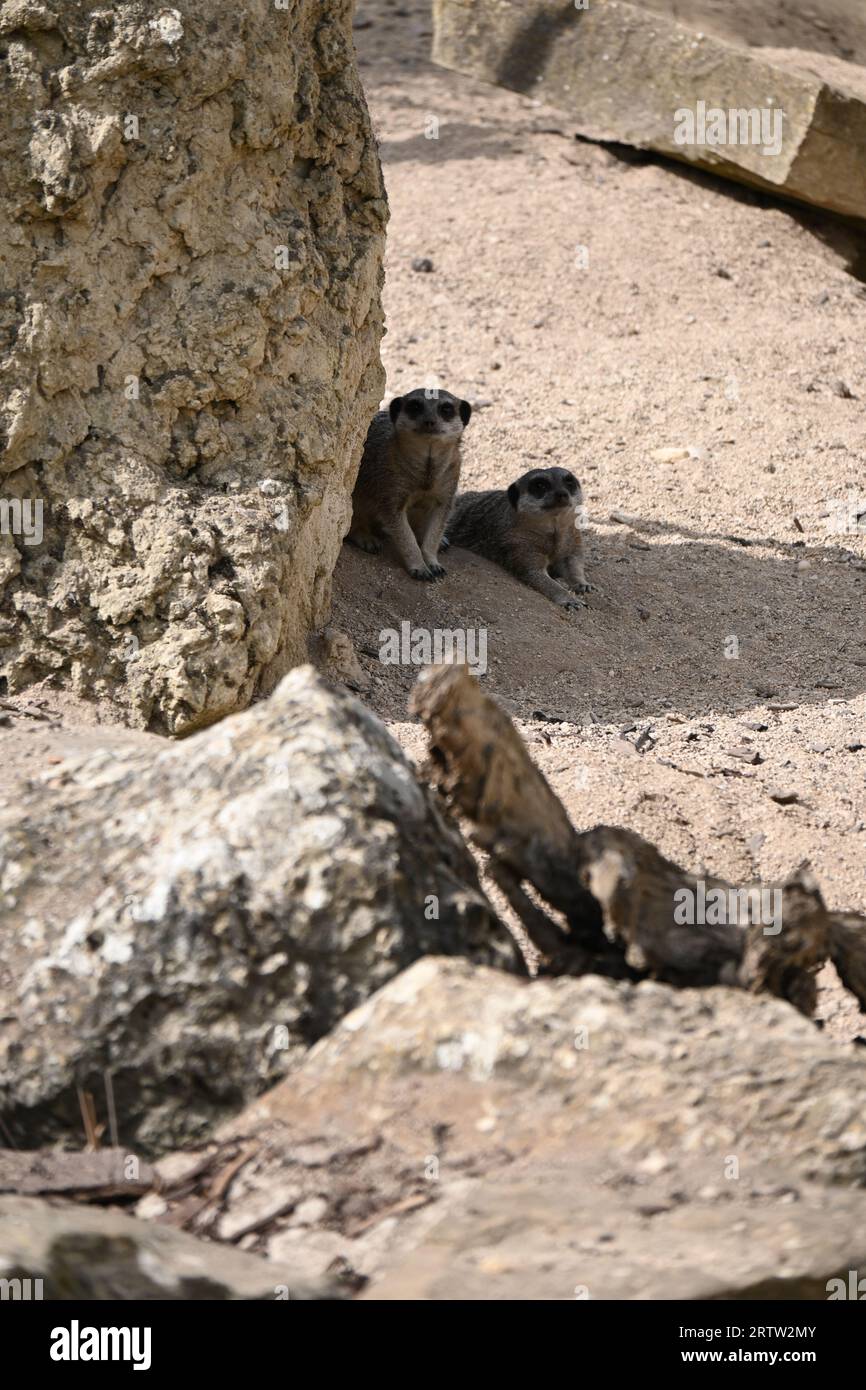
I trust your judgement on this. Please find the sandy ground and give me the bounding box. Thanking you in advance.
[642,0,866,67]
[332,0,866,1037]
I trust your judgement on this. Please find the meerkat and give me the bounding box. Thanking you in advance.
[347,388,472,581]
[446,466,593,610]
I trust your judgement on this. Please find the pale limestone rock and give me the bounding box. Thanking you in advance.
[0,0,387,732]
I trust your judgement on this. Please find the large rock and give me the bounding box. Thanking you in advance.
[0,0,387,732]
[154,957,866,1298]
[368,1168,866,1301]
[433,0,866,222]
[0,670,508,1153]
[0,1195,339,1299]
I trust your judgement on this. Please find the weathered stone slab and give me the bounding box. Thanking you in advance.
[433,0,866,222]
[366,1167,866,1301]
[148,958,866,1298]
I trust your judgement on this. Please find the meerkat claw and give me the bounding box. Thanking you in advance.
[410,566,436,582]
[348,534,381,555]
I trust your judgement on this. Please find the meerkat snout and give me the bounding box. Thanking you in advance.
[391,390,472,441]
[507,467,583,515]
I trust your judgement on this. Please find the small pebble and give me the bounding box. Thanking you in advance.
[651,447,691,463]
[723,746,762,765]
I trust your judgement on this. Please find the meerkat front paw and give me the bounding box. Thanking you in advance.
[571,580,595,593]
[348,533,382,555]
[560,597,587,611]
[439,536,451,552]
[409,565,437,582]
[424,560,447,579]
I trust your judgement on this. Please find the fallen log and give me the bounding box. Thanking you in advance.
[411,665,863,1016]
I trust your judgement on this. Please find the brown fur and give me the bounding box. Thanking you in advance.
[447,467,592,609]
[347,388,472,581]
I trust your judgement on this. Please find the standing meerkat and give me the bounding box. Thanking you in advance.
[347,388,472,581]
[446,466,593,610]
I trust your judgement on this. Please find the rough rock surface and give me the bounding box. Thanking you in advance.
[151,957,866,1297]
[0,669,508,1153]
[0,1195,339,1299]
[0,0,387,732]
[368,1169,866,1300]
[433,0,866,221]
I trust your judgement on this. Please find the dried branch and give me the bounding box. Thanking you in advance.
[411,666,855,1015]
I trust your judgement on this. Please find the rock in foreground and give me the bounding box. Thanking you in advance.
[0,670,507,1153]
[152,957,866,1298]
[0,1196,338,1300]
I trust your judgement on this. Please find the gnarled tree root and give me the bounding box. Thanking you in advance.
[411,664,865,1017]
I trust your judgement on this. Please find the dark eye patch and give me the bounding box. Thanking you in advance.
[405,399,424,418]
[563,474,578,492]
[438,402,455,420]
[528,477,550,496]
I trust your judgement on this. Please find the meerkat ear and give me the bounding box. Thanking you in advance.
[459,400,472,427]
[507,483,519,509]
[389,397,404,423]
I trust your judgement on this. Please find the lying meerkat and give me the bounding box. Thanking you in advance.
[446,466,592,609]
[347,388,472,582]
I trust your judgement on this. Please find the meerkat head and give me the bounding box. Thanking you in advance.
[507,467,583,517]
[389,388,472,445]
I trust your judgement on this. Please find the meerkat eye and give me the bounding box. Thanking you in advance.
[563,475,578,492]
[438,401,455,420]
[529,477,550,497]
[405,400,424,418]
